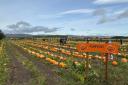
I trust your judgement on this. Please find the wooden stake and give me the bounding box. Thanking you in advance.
[84,38,89,80]
[104,41,109,83]
[105,53,109,81]
[85,52,89,80]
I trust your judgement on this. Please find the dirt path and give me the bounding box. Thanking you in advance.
[6,44,32,85]
[6,42,67,85]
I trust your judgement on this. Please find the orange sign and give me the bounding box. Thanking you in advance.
[77,43,119,54]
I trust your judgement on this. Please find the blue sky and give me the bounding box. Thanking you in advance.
[0,0,128,36]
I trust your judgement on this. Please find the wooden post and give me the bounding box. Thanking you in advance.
[105,53,109,81]
[105,41,109,83]
[85,52,89,80]
[84,38,89,80]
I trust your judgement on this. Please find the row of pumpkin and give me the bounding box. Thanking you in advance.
[21,41,128,65]
[23,40,128,57]
[15,44,67,68]
[14,40,128,66]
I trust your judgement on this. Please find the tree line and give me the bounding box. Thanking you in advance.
[0,30,5,40]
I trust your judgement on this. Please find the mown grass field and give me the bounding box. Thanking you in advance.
[0,39,128,85]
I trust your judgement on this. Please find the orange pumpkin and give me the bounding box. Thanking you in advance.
[121,58,127,63]
[36,53,40,57]
[112,61,118,66]
[45,58,51,61]
[50,60,58,65]
[59,62,66,68]
[39,55,45,58]
[32,51,36,55]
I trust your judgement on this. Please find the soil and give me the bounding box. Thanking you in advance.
[6,44,32,85]
[5,42,66,85]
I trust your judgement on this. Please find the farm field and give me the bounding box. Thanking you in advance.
[0,0,128,85]
[1,0,128,85]
[0,39,128,85]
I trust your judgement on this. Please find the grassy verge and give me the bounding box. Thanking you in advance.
[7,43,46,85]
[0,41,10,85]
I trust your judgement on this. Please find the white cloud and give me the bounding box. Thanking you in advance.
[59,9,94,15]
[97,16,116,24]
[98,10,128,24]
[3,21,61,34]
[94,0,128,4]
[93,8,128,24]
[117,9,128,19]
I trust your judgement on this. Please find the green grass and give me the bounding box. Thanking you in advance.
[7,43,46,85]
[0,41,10,85]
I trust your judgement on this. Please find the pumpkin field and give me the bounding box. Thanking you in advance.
[1,0,128,85]
[0,38,128,85]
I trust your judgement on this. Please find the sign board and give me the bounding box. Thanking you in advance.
[77,43,119,54]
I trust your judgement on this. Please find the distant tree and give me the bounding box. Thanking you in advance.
[111,36,126,39]
[0,30,5,40]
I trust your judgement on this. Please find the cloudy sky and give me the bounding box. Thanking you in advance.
[0,0,128,36]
